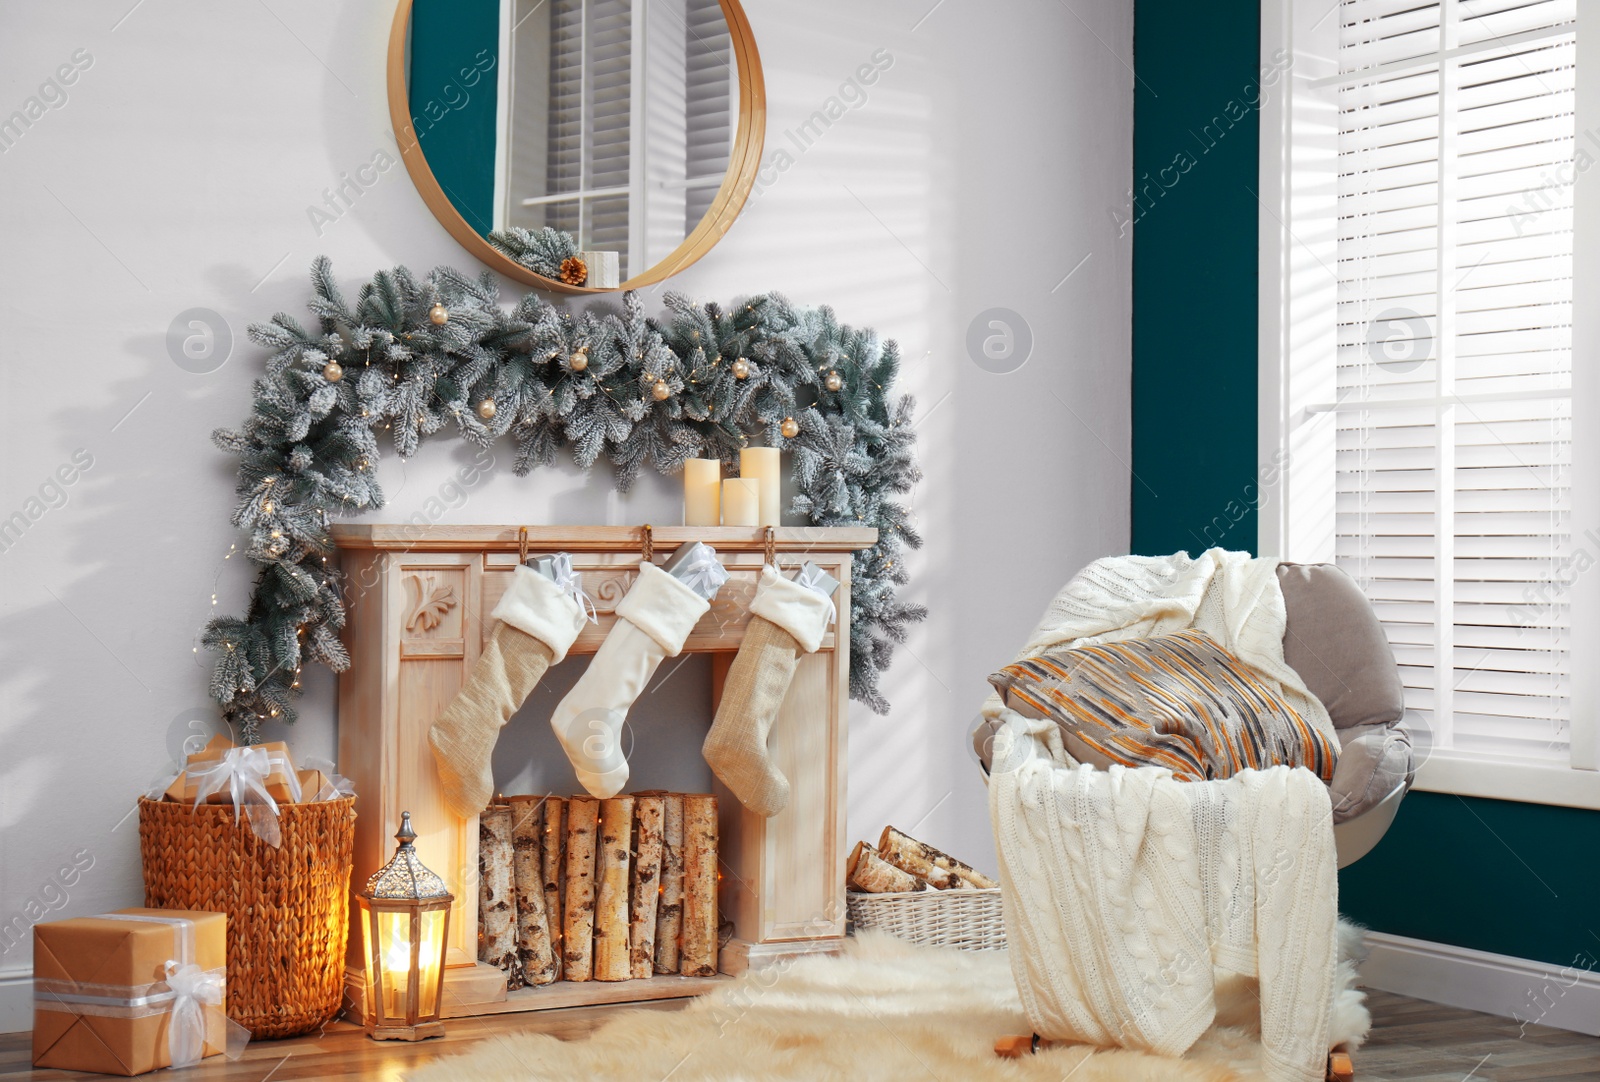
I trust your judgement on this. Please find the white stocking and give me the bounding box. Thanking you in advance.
[549,562,709,797]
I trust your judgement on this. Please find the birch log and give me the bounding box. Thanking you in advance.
[679,794,719,977]
[593,796,635,981]
[878,826,998,889]
[628,795,665,978]
[653,792,685,974]
[541,796,566,980]
[478,805,524,989]
[847,840,928,893]
[507,797,557,985]
[562,797,600,982]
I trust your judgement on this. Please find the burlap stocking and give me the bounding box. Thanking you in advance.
[703,565,835,816]
[429,565,587,818]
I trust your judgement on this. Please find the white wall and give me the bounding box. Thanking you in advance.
[0,0,1131,1029]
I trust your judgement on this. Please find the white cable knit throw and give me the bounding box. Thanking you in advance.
[980,548,1338,745]
[988,713,1339,1082]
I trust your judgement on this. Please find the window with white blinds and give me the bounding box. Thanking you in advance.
[682,0,734,233]
[504,0,735,278]
[1334,0,1577,762]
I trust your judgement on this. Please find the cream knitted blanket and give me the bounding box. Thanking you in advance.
[979,548,1337,744]
[988,712,1339,1082]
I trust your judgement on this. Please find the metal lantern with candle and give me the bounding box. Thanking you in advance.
[358,811,453,1041]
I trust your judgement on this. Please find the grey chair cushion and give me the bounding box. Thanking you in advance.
[1330,722,1413,824]
[1277,562,1406,730]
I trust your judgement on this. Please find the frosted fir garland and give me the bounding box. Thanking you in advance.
[204,258,925,741]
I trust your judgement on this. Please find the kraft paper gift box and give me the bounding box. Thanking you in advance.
[164,734,300,805]
[32,908,227,1076]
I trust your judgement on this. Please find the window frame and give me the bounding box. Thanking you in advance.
[1257,0,1600,809]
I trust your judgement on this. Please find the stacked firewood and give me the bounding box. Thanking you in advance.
[478,792,720,989]
[847,826,998,893]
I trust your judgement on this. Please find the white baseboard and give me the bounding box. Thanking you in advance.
[0,972,31,1036]
[1362,931,1600,1036]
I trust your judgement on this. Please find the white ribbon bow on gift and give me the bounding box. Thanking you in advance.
[672,546,729,599]
[186,745,300,848]
[549,553,600,624]
[794,563,838,625]
[163,960,226,1069]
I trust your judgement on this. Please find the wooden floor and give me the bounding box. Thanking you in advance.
[5,989,1598,1080]
[1356,990,1600,1082]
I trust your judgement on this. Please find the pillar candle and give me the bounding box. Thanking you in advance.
[683,459,721,526]
[721,478,759,527]
[740,447,782,527]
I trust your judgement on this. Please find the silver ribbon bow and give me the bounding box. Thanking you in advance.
[163,960,225,1068]
[549,552,600,624]
[671,546,729,600]
[794,563,838,625]
[186,745,301,847]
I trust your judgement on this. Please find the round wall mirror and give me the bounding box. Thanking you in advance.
[386,0,765,294]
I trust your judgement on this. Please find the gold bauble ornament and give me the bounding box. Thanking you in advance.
[780,416,799,439]
[652,379,672,401]
[323,360,343,382]
[825,370,843,392]
[570,346,589,372]
[428,303,449,326]
[732,357,750,380]
[477,398,497,420]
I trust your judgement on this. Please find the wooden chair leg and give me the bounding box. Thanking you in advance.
[996,1033,1069,1058]
[1000,1032,1352,1078]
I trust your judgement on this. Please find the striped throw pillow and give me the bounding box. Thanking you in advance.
[989,629,1338,783]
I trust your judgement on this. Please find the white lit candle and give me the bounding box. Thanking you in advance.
[683,458,721,526]
[740,447,782,527]
[722,478,760,526]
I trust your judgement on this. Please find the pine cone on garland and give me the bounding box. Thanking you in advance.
[560,257,588,286]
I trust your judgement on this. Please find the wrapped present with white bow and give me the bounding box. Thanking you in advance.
[163,735,301,807]
[156,735,304,847]
[32,908,248,1075]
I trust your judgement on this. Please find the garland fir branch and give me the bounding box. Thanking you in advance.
[207,258,925,742]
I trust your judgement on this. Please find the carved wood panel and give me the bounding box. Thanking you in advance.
[401,568,467,659]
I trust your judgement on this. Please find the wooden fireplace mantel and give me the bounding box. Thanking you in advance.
[332,523,875,1016]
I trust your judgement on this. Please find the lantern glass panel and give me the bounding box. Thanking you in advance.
[416,908,446,1016]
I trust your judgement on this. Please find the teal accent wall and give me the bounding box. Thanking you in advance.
[1130,0,1260,559]
[1132,2,1600,971]
[408,0,500,234]
[1340,792,1599,969]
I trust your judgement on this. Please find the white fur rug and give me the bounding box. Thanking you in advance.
[408,930,1371,1081]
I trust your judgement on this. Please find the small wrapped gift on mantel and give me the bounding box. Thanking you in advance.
[659,540,729,601]
[32,908,245,1076]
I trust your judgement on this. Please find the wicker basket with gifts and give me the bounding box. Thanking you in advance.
[137,736,357,1039]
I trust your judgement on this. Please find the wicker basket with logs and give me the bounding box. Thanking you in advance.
[845,825,1005,952]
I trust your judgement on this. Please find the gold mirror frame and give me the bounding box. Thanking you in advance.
[386,0,766,295]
